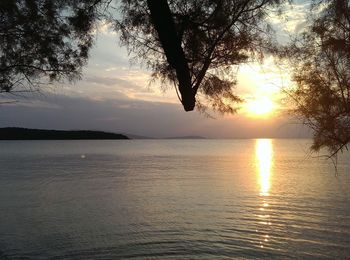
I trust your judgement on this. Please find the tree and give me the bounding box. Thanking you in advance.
[1,0,281,113]
[2,0,350,156]
[116,0,281,113]
[0,0,106,93]
[286,0,350,156]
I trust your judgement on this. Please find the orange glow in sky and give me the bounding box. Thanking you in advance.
[236,59,288,119]
[245,96,276,117]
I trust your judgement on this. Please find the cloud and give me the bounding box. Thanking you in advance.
[0,92,311,138]
[0,5,314,139]
[267,1,311,43]
[84,75,150,93]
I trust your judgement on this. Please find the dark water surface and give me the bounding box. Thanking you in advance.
[0,139,349,259]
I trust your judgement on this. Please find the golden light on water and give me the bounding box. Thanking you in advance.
[255,139,274,248]
[255,139,273,196]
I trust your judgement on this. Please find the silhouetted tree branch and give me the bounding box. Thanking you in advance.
[146,0,195,111]
[116,0,281,113]
[4,0,350,158]
[0,0,108,93]
[284,0,350,156]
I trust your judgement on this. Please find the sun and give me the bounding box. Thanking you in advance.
[245,96,275,117]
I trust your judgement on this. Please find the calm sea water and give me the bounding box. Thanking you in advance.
[0,139,349,259]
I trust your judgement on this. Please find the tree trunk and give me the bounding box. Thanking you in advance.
[146,0,195,111]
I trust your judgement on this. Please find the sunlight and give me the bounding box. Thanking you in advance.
[246,96,275,117]
[254,139,274,249]
[255,139,273,196]
[237,58,292,118]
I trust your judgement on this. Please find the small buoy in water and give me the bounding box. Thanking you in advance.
[81,155,86,159]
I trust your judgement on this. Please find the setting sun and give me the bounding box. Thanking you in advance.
[246,96,275,117]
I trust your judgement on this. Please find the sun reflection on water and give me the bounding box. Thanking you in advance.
[255,139,274,249]
[256,139,273,196]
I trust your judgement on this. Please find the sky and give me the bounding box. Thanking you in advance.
[0,2,312,138]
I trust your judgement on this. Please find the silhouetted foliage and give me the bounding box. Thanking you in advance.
[3,0,350,156]
[115,0,281,113]
[286,0,350,156]
[0,0,106,93]
[1,0,281,113]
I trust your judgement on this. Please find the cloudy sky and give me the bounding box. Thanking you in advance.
[0,2,312,138]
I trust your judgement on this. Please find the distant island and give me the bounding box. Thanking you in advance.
[123,134,206,139]
[0,127,129,140]
[165,136,206,139]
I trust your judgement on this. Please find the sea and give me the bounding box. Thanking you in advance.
[0,139,349,259]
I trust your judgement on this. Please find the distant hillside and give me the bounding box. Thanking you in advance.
[123,133,155,139]
[165,135,206,139]
[0,127,129,140]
